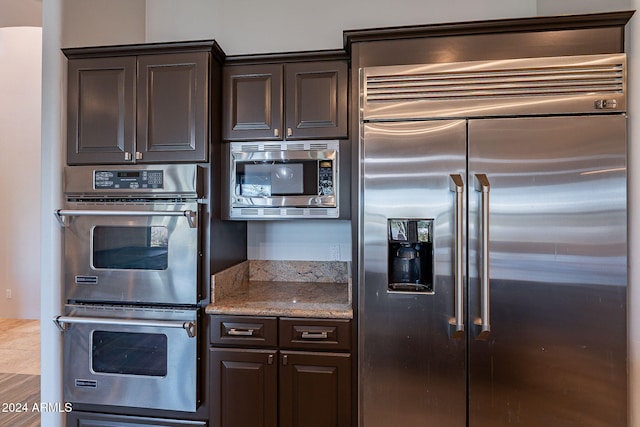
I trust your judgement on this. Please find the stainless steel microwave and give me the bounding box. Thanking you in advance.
[225,141,339,219]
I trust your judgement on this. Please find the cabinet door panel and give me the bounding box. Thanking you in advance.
[67,57,136,165]
[223,64,283,140]
[280,351,351,427]
[209,348,278,427]
[137,52,209,162]
[285,61,348,139]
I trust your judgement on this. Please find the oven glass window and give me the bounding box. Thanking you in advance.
[92,226,169,270]
[92,331,168,377]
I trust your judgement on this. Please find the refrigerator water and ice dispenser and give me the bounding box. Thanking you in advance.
[388,219,433,293]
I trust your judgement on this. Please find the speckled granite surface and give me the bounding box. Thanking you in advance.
[207,260,352,319]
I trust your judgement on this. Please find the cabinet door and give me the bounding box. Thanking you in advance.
[67,56,136,165]
[223,64,283,141]
[280,351,351,427]
[285,61,348,140]
[209,348,278,427]
[137,52,209,162]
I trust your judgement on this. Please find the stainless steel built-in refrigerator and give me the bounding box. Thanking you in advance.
[358,54,627,426]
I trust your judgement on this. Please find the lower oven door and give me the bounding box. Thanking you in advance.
[57,202,200,305]
[56,305,198,412]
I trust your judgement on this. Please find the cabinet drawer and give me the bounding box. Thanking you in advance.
[279,318,351,351]
[210,315,278,347]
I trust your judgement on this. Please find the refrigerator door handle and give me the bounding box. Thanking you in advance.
[474,173,491,340]
[449,174,465,338]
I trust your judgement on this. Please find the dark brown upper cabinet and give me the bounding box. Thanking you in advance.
[223,58,348,141]
[64,41,220,165]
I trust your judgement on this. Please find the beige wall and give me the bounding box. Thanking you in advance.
[0,27,42,319]
[0,2,42,320]
[61,0,145,47]
[0,0,41,27]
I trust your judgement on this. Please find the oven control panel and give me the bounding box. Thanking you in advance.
[94,170,164,190]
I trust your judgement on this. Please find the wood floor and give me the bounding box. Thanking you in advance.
[0,318,41,426]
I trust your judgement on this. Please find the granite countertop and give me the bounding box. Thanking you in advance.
[205,260,353,319]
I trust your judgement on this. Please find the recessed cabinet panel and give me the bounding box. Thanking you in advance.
[286,61,348,139]
[223,64,283,140]
[279,351,352,427]
[67,57,136,165]
[209,348,278,427]
[137,52,209,162]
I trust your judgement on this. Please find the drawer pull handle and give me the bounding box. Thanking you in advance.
[301,331,329,340]
[228,328,255,336]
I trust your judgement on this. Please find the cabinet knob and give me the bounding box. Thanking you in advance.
[274,128,279,137]
[287,127,293,137]
[124,152,132,161]
[135,151,143,160]
[268,354,274,365]
[282,354,288,366]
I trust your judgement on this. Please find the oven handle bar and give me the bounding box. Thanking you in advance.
[53,315,197,338]
[54,209,197,228]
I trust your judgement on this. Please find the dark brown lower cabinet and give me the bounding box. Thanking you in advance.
[209,348,351,427]
[209,348,278,427]
[279,351,351,427]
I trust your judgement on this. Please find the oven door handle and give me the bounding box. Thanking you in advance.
[53,315,197,338]
[55,209,197,228]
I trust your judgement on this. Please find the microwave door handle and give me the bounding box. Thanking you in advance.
[53,315,197,338]
[54,209,197,228]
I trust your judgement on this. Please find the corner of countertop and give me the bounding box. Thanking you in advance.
[210,259,353,318]
[210,260,250,304]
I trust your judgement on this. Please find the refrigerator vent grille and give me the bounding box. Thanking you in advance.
[366,63,624,102]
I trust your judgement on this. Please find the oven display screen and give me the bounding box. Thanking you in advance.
[92,331,168,377]
[117,171,140,178]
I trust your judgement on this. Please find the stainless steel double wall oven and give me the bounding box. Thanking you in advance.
[55,164,207,414]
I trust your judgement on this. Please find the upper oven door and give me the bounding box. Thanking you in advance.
[58,201,200,305]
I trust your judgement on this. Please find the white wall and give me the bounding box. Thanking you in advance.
[247,220,351,261]
[0,27,42,319]
[538,0,629,14]
[145,0,535,54]
[41,2,64,424]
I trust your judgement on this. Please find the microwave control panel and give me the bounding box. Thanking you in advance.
[94,170,164,190]
[318,160,334,196]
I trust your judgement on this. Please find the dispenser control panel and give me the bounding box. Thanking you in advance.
[388,219,434,293]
